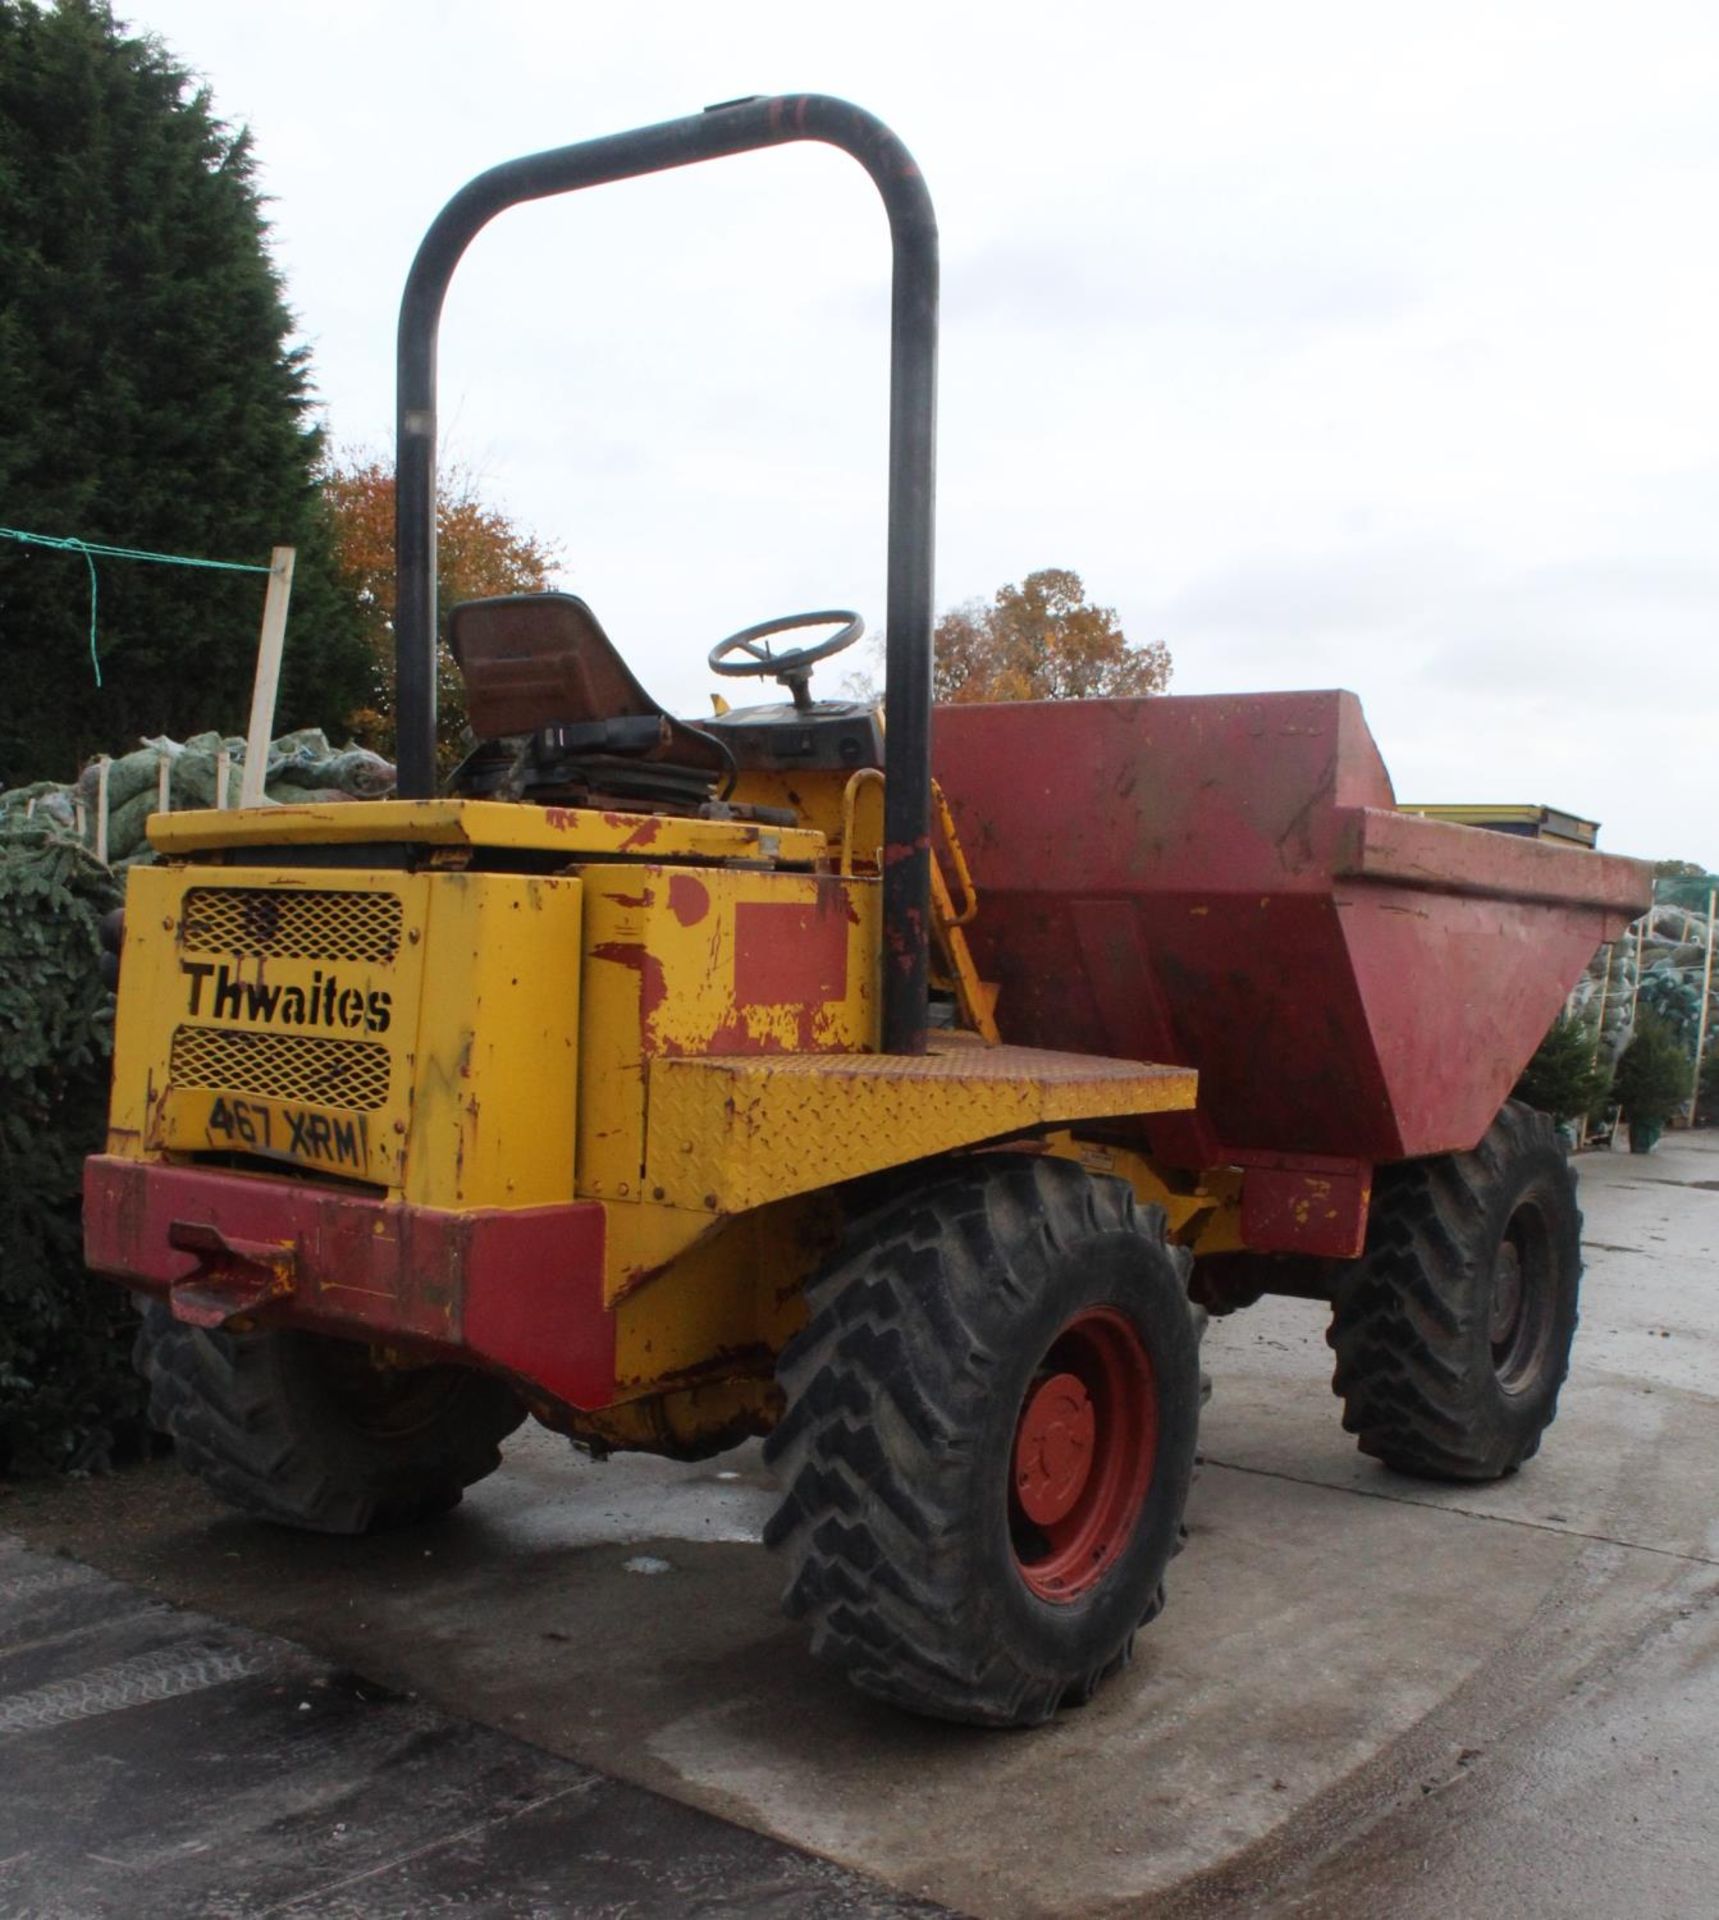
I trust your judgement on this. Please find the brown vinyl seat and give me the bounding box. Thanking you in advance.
[447,592,728,775]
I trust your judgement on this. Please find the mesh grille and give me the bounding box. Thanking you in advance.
[170,1025,391,1111]
[180,888,403,964]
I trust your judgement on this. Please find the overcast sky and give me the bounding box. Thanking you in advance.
[131,0,1718,867]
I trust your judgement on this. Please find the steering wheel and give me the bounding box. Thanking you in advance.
[708,610,864,709]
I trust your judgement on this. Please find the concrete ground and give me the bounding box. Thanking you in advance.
[3,1128,1715,1917]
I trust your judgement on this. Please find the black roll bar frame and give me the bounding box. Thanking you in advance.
[394,92,937,1054]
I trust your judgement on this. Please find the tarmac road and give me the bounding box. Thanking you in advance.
[3,1128,1715,1918]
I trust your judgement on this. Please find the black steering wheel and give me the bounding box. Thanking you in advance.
[708,609,864,709]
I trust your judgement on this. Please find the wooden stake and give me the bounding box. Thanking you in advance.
[215,748,231,810]
[156,751,171,814]
[94,755,110,864]
[240,545,296,808]
[1583,941,1617,1151]
[1590,942,1615,1064]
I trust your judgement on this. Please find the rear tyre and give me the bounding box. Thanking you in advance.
[763,1157,1202,1727]
[1327,1101,1581,1481]
[135,1302,526,1533]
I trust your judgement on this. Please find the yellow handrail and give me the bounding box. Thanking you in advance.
[839,767,886,879]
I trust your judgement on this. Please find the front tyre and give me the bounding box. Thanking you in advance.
[1327,1101,1582,1482]
[763,1157,1202,1727]
[135,1303,526,1533]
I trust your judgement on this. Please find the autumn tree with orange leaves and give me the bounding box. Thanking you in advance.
[323,455,562,758]
[933,568,1169,704]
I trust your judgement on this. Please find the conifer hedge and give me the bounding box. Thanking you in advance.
[0,824,142,1471]
[0,0,370,786]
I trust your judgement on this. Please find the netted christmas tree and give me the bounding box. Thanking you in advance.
[0,823,144,1470]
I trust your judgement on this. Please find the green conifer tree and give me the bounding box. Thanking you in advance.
[0,0,369,783]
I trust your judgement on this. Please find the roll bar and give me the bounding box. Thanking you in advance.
[394,93,937,1053]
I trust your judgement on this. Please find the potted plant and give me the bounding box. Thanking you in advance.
[1612,1013,1693,1154]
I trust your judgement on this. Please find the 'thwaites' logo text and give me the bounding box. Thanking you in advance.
[182,961,392,1034]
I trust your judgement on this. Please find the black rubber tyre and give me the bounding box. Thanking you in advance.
[1327,1101,1582,1482]
[763,1157,1202,1728]
[135,1302,526,1533]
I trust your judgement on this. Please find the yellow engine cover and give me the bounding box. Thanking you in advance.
[109,863,583,1207]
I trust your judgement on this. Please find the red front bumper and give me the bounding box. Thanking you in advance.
[83,1156,616,1411]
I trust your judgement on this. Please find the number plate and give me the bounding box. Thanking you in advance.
[161,1089,379,1180]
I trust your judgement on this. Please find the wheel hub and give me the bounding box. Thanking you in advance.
[1008,1306,1158,1604]
[1489,1205,1557,1393]
[1490,1240,1525,1348]
[1014,1372,1097,1526]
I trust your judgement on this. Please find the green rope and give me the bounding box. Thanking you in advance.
[0,525,274,690]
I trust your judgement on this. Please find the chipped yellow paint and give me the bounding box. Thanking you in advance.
[605,1192,835,1396]
[846,770,997,1040]
[148,796,827,867]
[728,768,877,860]
[102,864,184,1161]
[576,864,881,1202]
[644,1039,1198,1216]
[1188,1172,1250,1255]
[1036,1132,1242,1245]
[400,872,582,1208]
[549,1375,779,1457]
[600,1201,716,1304]
[930,846,1000,1044]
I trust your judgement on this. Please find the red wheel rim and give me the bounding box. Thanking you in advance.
[1009,1306,1157,1603]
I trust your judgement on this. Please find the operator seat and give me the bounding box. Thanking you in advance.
[449,592,728,773]
[447,592,730,808]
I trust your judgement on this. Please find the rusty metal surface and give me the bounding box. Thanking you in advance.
[162,1219,298,1327]
[1232,1153,1373,1260]
[934,691,1655,1166]
[83,1157,618,1411]
[82,1155,824,1431]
